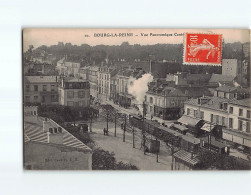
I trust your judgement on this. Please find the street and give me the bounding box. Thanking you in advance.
[90,120,174,170]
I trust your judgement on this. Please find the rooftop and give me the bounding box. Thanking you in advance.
[228,98,251,108]
[208,74,236,83]
[173,149,199,166]
[216,85,249,93]
[184,96,229,112]
[25,76,58,83]
[24,117,91,151]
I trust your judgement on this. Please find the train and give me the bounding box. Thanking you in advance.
[128,114,182,147]
[128,113,229,155]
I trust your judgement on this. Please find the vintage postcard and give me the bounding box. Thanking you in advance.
[23,29,251,170]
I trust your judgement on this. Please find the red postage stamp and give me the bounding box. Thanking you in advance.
[183,33,222,65]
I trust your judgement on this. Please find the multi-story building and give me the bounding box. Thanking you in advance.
[180,85,251,148]
[24,76,59,105]
[145,84,189,120]
[110,74,118,103]
[87,66,99,98]
[97,66,118,101]
[56,56,81,77]
[79,66,89,80]
[223,98,251,148]
[24,106,92,170]
[116,68,145,107]
[222,59,248,86]
[58,78,90,107]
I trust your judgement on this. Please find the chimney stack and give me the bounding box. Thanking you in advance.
[47,127,63,144]
[43,118,50,132]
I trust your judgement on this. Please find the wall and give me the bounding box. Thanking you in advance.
[24,81,58,104]
[24,106,38,123]
[59,88,90,107]
[24,141,92,170]
[228,104,251,133]
[222,59,239,77]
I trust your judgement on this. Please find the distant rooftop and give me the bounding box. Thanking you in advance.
[209,74,236,83]
[25,76,58,83]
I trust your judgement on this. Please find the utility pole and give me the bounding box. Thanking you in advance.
[114,112,117,137]
[132,124,135,148]
[106,111,109,135]
[156,138,159,163]
[90,113,93,132]
[123,114,126,142]
[142,101,146,155]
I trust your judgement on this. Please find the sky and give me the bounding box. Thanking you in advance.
[23,29,250,52]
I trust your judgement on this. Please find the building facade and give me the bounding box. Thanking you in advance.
[24,110,92,170]
[58,78,90,107]
[182,86,251,149]
[24,76,59,105]
[97,66,118,101]
[146,85,189,120]
[56,56,81,78]
[87,66,99,98]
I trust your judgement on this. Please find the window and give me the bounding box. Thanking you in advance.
[246,122,250,133]
[51,85,55,91]
[25,96,30,102]
[194,110,197,117]
[210,114,213,123]
[78,91,85,98]
[229,118,233,128]
[25,85,30,92]
[224,92,226,98]
[238,120,243,131]
[42,85,47,91]
[247,110,250,118]
[150,97,153,104]
[216,115,219,124]
[187,108,190,115]
[229,107,233,114]
[222,116,226,126]
[34,96,38,101]
[79,101,85,107]
[200,111,204,119]
[51,95,57,102]
[67,91,74,99]
[34,85,38,91]
[239,109,243,116]
[42,96,45,103]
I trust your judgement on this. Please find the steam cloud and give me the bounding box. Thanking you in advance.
[128,73,153,114]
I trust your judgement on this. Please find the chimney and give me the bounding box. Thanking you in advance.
[43,118,50,132]
[47,127,63,144]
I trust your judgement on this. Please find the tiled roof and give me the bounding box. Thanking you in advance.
[25,76,58,83]
[24,117,91,151]
[184,96,229,111]
[173,149,199,166]
[216,85,249,93]
[228,98,251,108]
[209,74,236,83]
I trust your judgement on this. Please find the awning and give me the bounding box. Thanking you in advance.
[177,115,201,127]
[172,124,188,132]
[201,123,215,132]
[173,150,199,167]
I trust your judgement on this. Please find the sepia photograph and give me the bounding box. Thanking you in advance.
[22,29,251,170]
